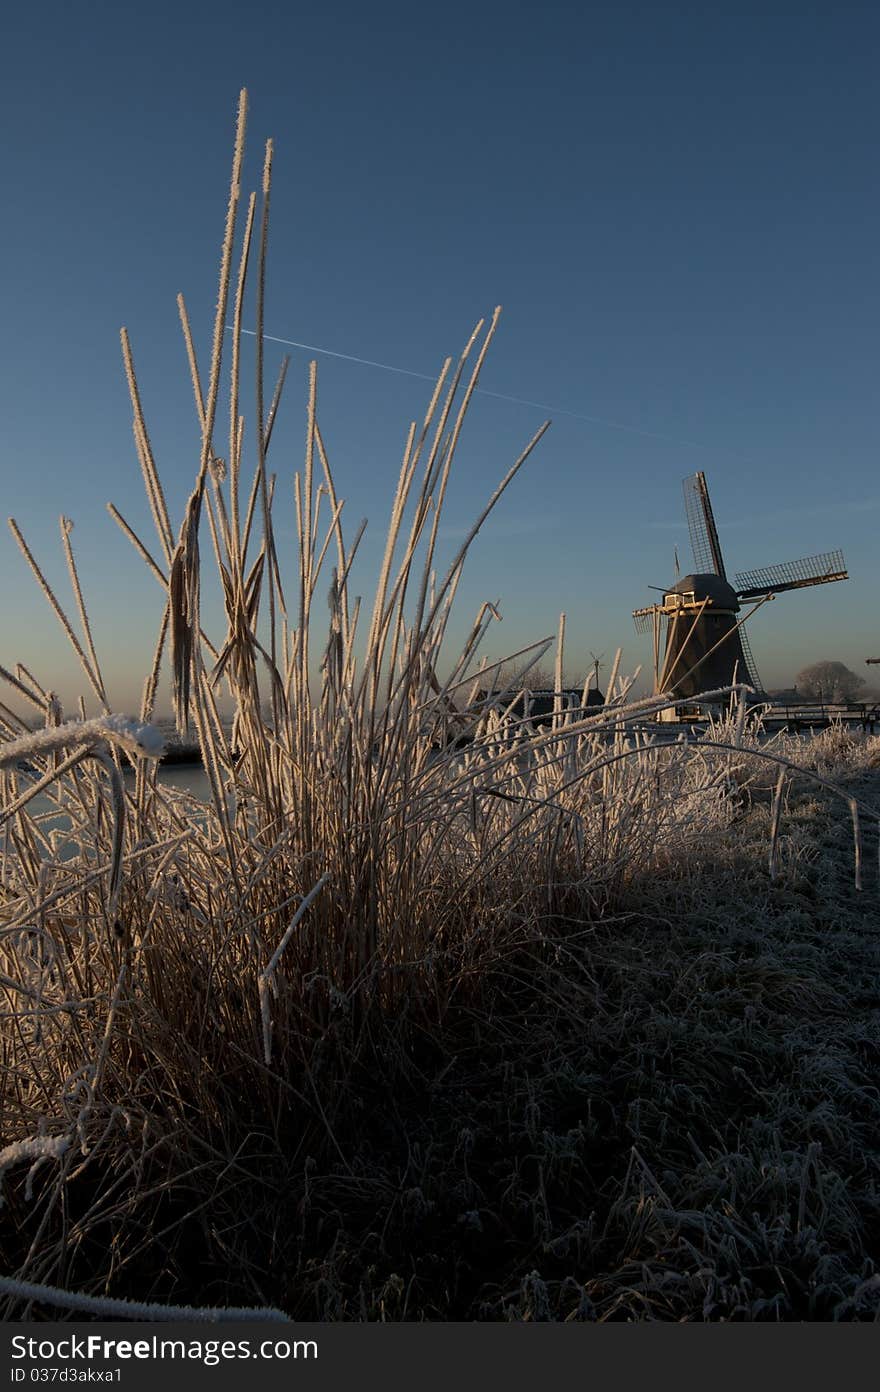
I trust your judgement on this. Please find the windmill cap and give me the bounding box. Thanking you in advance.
[665,573,740,609]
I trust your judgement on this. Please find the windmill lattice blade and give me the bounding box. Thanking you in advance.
[683,472,726,578]
[735,550,847,600]
[738,625,764,694]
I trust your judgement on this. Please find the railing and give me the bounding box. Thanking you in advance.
[763,701,880,730]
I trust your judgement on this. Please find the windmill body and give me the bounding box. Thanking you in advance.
[633,472,848,715]
[657,572,753,700]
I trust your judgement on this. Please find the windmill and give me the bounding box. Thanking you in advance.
[588,650,605,694]
[633,472,848,711]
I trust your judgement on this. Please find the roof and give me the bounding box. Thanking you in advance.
[665,573,740,610]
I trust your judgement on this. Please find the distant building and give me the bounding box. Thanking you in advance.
[478,688,604,726]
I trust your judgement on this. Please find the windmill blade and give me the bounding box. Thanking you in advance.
[683,472,727,578]
[735,549,847,600]
[737,625,764,695]
[632,607,654,635]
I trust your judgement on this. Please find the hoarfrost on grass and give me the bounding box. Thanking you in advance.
[0,1136,70,1209]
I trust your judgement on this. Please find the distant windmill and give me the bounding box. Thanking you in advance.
[633,471,848,707]
[588,650,605,694]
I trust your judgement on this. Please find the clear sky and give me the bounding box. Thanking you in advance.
[1,0,877,713]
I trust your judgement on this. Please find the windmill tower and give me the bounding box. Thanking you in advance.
[633,472,848,713]
[588,650,605,694]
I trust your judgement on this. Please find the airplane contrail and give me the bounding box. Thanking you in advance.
[232,326,734,453]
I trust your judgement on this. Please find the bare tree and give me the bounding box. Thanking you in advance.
[795,660,865,703]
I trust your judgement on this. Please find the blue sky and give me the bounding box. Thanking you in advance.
[1,0,877,711]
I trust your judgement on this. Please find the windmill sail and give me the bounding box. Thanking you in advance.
[632,609,653,634]
[683,471,726,578]
[737,624,764,695]
[735,550,847,600]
